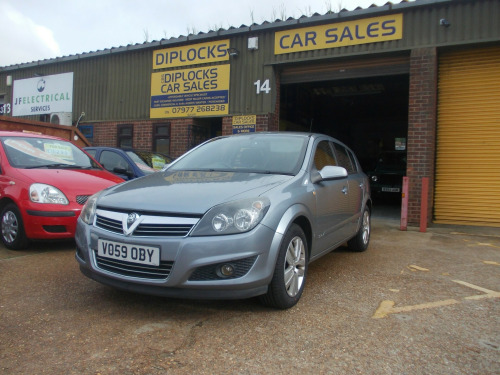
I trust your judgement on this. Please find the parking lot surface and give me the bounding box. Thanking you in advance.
[1,217,499,375]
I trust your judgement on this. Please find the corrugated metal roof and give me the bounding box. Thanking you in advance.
[0,0,448,71]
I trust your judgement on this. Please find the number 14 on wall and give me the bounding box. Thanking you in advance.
[254,79,271,94]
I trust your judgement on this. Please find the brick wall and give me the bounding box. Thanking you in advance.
[222,114,276,135]
[134,121,152,150]
[93,122,117,147]
[407,47,438,226]
[170,118,194,158]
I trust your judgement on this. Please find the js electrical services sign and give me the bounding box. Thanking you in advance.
[275,14,403,54]
[150,65,230,118]
[12,72,73,116]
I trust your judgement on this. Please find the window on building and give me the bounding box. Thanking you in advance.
[117,124,133,148]
[153,123,170,155]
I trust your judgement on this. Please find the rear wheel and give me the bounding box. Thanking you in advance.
[260,224,308,309]
[347,206,371,252]
[1,203,29,250]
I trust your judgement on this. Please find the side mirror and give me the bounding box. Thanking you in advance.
[311,166,348,183]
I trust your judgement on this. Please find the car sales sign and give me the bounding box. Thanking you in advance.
[12,72,73,116]
[275,14,403,54]
[150,65,230,118]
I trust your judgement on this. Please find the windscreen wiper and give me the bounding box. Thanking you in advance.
[25,163,81,169]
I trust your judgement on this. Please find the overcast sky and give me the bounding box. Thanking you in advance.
[1,0,395,67]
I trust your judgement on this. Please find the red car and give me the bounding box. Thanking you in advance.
[0,131,124,250]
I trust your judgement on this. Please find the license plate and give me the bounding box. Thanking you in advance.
[382,187,400,192]
[97,239,160,266]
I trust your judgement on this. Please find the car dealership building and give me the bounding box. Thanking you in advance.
[0,0,499,228]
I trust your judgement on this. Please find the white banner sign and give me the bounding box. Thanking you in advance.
[12,72,73,116]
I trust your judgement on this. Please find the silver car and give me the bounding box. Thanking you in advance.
[75,132,371,309]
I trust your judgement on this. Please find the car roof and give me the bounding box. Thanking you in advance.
[0,130,66,141]
[84,146,123,151]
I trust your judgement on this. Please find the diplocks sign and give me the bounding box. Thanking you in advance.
[153,40,229,69]
[151,39,231,119]
[12,72,73,116]
[150,65,230,118]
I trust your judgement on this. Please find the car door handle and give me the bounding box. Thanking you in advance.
[342,187,348,195]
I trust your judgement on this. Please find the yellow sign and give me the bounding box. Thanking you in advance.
[150,65,230,118]
[233,115,256,125]
[232,115,256,134]
[275,14,403,55]
[153,40,230,69]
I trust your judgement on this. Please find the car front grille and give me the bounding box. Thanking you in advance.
[77,195,90,205]
[95,253,174,280]
[95,209,199,237]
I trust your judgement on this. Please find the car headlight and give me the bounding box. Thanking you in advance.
[79,191,102,225]
[30,183,68,205]
[191,197,270,236]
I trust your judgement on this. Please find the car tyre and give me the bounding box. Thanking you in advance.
[347,206,371,252]
[260,224,308,309]
[1,203,29,250]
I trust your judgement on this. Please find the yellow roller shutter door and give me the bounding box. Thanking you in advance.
[435,47,500,227]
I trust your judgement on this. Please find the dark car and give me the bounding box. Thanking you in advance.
[368,151,406,195]
[84,147,172,180]
[76,132,371,309]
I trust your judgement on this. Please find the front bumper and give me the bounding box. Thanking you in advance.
[21,203,80,240]
[75,218,282,300]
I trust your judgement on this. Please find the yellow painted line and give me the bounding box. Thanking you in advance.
[452,280,500,299]
[483,260,500,266]
[373,299,459,319]
[407,265,429,272]
[373,279,500,319]
[470,242,500,249]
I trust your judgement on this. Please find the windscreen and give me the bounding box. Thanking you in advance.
[171,134,308,175]
[1,136,100,169]
[126,150,172,174]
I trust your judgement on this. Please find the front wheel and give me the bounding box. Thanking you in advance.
[347,206,371,252]
[1,203,30,250]
[260,224,308,309]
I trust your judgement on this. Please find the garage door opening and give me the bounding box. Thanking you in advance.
[280,74,409,219]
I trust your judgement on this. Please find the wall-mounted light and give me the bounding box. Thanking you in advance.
[6,75,12,87]
[227,47,239,57]
[76,112,86,127]
[440,18,451,27]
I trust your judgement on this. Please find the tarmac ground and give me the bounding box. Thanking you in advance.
[1,209,499,375]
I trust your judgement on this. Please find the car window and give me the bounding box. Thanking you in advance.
[171,134,308,175]
[100,151,131,173]
[375,151,407,171]
[346,149,359,173]
[332,143,355,174]
[125,150,170,174]
[85,149,97,157]
[313,140,336,170]
[1,136,99,169]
